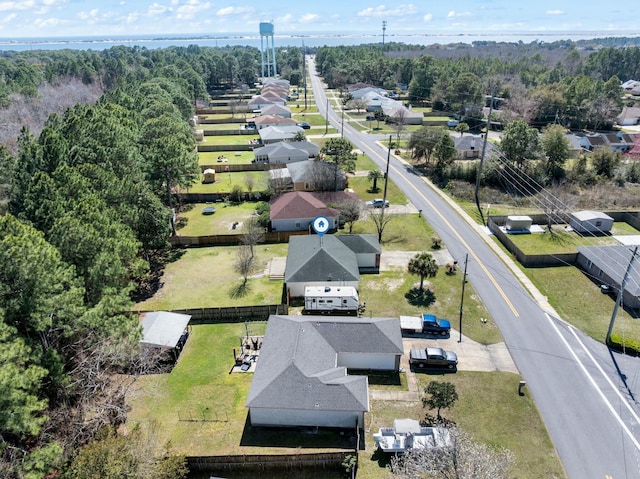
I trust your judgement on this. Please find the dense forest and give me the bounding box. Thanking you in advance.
[0,38,639,478]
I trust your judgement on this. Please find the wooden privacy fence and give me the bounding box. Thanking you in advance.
[141,304,287,324]
[169,230,308,247]
[187,452,352,471]
[197,144,254,152]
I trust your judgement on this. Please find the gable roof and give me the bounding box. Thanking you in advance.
[260,104,292,116]
[285,160,346,184]
[285,235,360,283]
[248,94,276,107]
[246,315,403,411]
[259,125,304,141]
[270,191,339,221]
[254,115,297,126]
[335,234,381,254]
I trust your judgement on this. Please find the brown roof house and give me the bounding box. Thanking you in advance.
[270,191,340,232]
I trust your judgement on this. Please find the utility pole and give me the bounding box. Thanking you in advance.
[302,40,307,110]
[475,90,495,227]
[341,108,344,138]
[324,97,329,135]
[458,254,469,343]
[606,246,638,344]
[378,135,392,243]
[382,20,387,47]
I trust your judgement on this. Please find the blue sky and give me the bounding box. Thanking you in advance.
[0,0,638,38]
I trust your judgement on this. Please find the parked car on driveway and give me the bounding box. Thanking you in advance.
[366,198,389,208]
[297,122,311,129]
[410,347,458,370]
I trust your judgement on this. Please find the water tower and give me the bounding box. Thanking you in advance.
[259,22,277,78]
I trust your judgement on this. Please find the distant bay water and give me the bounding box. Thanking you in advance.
[0,31,638,52]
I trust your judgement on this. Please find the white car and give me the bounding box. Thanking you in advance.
[366,198,389,208]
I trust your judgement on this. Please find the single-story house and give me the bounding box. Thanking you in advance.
[263,78,290,90]
[622,80,640,91]
[259,125,305,144]
[246,315,403,428]
[270,191,340,232]
[382,103,424,125]
[334,234,381,270]
[453,135,498,160]
[254,114,298,129]
[253,141,310,164]
[579,134,609,151]
[618,107,640,126]
[260,103,292,118]
[139,311,191,360]
[285,234,361,298]
[576,245,640,308]
[570,210,614,234]
[248,95,284,111]
[261,90,288,103]
[350,86,387,100]
[269,160,347,192]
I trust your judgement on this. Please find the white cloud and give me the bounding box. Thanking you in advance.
[0,1,35,12]
[1,12,16,22]
[217,6,253,16]
[34,16,62,27]
[357,4,417,18]
[276,13,293,23]
[447,10,471,19]
[147,3,169,16]
[546,10,564,15]
[176,0,212,20]
[299,13,318,24]
[423,13,432,22]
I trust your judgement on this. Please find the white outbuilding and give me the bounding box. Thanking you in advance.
[505,215,532,232]
[569,210,614,234]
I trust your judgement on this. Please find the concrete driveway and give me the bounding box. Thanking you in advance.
[370,331,518,402]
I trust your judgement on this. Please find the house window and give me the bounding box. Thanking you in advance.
[595,221,602,227]
[586,260,593,269]
[295,221,301,228]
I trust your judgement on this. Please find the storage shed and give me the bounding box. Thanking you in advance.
[202,168,216,184]
[506,215,533,232]
[570,210,613,234]
[140,311,191,361]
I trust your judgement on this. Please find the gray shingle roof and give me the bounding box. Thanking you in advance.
[578,245,640,296]
[246,315,403,411]
[336,234,381,254]
[285,235,360,283]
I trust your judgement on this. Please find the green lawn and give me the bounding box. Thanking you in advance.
[359,266,502,345]
[198,150,254,166]
[126,324,562,479]
[506,228,620,254]
[134,244,286,311]
[186,171,269,194]
[347,175,407,205]
[522,265,640,343]
[199,134,258,146]
[176,202,260,236]
[358,372,566,479]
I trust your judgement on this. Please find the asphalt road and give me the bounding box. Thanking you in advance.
[307,56,640,479]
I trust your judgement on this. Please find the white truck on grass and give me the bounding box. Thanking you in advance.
[303,286,361,315]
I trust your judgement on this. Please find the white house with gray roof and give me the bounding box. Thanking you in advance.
[246,315,403,428]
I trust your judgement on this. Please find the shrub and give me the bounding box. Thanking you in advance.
[608,334,640,356]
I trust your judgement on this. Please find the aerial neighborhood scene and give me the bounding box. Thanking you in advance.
[2,1,640,478]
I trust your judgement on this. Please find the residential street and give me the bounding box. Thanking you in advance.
[307,56,640,479]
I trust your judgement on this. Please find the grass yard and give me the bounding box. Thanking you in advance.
[198,150,254,166]
[126,323,563,479]
[186,171,269,194]
[523,265,640,343]
[292,112,326,126]
[347,176,407,206]
[506,227,620,254]
[358,372,566,479]
[134,244,287,311]
[127,323,359,458]
[176,202,261,236]
[359,266,502,346]
[199,134,259,146]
